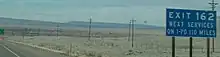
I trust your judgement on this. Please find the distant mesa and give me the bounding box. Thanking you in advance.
[0,17,162,29]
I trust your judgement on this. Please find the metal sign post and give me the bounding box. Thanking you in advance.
[56,24,60,40]
[172,36,175,57]
[207,38,210,57]
[22,28,27,41]
[189,37,193,57]
[38,28,40,36]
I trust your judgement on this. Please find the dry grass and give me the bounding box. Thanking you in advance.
[5,27,220,57]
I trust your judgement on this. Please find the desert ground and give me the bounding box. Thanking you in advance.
[2,27,220,57]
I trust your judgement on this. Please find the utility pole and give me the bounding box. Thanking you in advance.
[209,0,218,52]
[131,18,136,48]
[128,20,131,41]
[88,16,92,41]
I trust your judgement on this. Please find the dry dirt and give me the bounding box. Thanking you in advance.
[4,28,220,57]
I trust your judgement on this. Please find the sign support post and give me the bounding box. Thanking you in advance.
[172,36,175,57]
[190,37,193,57]
[207,38,210,57]
[56,24,59,40]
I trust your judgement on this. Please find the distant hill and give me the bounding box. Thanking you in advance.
[0,17,162,29]
[0,17,59,25]
[67,21,162,29]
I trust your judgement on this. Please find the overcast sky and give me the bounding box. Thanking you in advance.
[0,0,219,26]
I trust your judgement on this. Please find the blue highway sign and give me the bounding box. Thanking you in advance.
[166,8,216,37]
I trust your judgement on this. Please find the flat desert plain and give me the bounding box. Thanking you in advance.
[5,28,220,57]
